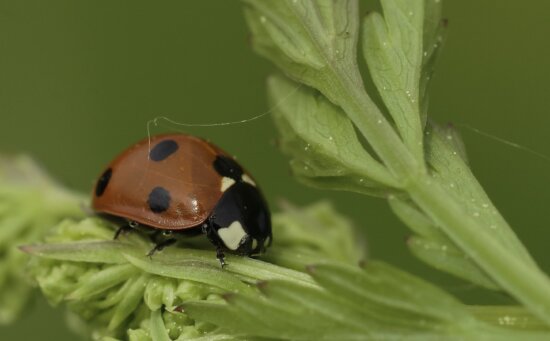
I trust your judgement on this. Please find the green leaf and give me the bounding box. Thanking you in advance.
[109,275,149,330]
[425,122,537,269]
[0,155,85,324]
[268,74,398,193]
[362,0,425,160]
[25,202,362,339]
[469,306,550,332]
[124,254,252,294]
[149,309,171,341]
[185,261,549,340]
[422,0,443,57]
[245,1,542,307]
[388,196,445,241]
[185,289,370,341]
[408,236,499,290]
[245,0,419,182]
[409,122,550,324]
[23,219,220,338]
[21,238,133,264]
[144,277,181,311]
[184,335,269,341]
[362,0,446,160]
[387,122,547,297]
[257,280,376,333]
[113,241,317,288]
[181,301,242,330]
[265,201,366,268]
[67,264,139,300]
[243,0,360,105]
[389,196,498,289]
[308,261,474,324]
[419,0,445,118]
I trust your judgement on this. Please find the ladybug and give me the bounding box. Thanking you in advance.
[92,134,272,266]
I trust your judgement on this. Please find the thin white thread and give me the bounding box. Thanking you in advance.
[146,84,303,155]
[143,90,549,163]
[458,123,550,162]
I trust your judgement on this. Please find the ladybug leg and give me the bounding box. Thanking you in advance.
[203,220,228,268]
[148,230,161,243]
[146,238,177,258]
[113,226,126,240]
[113,221,138,240]
[216,248,226,268]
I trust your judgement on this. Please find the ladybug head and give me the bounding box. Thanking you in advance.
[208,181,272,256]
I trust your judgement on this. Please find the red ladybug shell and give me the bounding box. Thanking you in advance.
[92,134,236,230]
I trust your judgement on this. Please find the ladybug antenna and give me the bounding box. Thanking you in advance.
[146,83,303,153]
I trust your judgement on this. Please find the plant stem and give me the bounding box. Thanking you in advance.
[407,177,550,325]
[329,64,550,326]
[249,0,550,327]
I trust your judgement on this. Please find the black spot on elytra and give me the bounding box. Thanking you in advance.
[150,139,179,161]
[213,155,243,180]
[148,187,171,213]
[95,168,112,197]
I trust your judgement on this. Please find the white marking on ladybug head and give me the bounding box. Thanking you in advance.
[221,177,236,192]
[264,236,271,246]
[218,221,247,250]
[251,238,258,250]
[242,174,256,187]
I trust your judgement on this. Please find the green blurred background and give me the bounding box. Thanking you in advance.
[1,0,549,339]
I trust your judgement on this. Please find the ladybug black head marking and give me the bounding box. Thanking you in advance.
[213,155,243,181]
